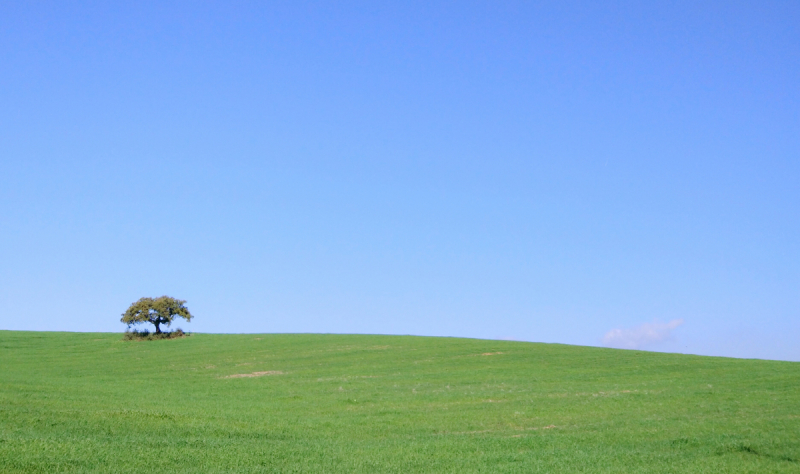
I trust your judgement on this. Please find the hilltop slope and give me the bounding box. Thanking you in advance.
[1,331,798,473]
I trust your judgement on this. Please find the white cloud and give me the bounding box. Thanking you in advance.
[602,319,684,350]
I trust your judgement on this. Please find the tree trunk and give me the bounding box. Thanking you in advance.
[154,321,161,334]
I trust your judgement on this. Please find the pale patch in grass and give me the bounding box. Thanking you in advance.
[480,352,504,356]
[516,424,557,431]
[223,370,284,378]
[449,429,492,435]
[316,375,380,382]
[449,424,556,436]
[557,390,644,398]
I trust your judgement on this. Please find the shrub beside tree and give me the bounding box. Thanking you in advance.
[121,296,193,338]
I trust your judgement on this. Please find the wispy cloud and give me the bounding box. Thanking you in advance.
[602,319,684,350]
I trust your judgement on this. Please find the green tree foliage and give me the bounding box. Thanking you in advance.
[121,296,193,334]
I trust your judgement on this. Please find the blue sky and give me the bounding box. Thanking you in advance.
[1,1,798,360]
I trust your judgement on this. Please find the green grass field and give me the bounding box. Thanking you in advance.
[1,331,798,473]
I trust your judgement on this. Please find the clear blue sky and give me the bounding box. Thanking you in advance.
[1,1,798,360]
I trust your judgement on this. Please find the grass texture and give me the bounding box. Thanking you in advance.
[1,331,798,473]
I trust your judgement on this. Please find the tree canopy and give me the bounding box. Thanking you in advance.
[121,296,193,334]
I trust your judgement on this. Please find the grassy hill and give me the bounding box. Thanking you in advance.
[1,331,798,473]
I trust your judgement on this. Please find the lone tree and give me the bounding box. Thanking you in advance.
[121,296,193,334]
